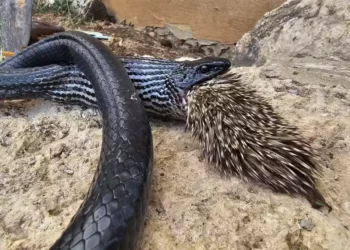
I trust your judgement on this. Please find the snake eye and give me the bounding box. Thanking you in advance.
[199,65,210,74]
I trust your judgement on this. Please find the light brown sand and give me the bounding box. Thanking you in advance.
[1,56,350,249]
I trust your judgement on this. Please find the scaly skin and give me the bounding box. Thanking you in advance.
[0,31,231,250]
[0,56,231,120]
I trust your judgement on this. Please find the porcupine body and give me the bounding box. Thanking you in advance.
[186,73,331,211]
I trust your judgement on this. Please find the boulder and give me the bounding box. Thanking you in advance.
[231,0,350,66]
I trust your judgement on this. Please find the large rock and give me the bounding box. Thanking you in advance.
[0,0,32,52]
[232,0,350,66]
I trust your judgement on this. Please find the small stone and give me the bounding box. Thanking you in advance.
[289,89,299,95]
[48,208,61,216]
[197,39,218,46]
[300,219,314,231]
[329,152,334,159]
[58,127,69,139]
[242,215,250,224]
[155,27,170,36]
[64,169,74,175]
[0,136,7,147]
[262,69,279,78]
[342,202,350,213]
[184,39,199,47]
[81,109,99,118]
[28,157,36,166]
[51,144,67,158]
[319,205,332,215]
[165,23,192,40]
[148,32,155,37]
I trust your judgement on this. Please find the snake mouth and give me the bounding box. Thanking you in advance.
[182,70,233,96]
[184,69,236,96]
[178,57,232,91]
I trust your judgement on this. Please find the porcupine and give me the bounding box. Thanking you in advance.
[186,72,331,211]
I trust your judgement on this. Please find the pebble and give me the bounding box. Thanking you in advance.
[148,32,156,37]
[300,219,315,231]
[289,89,299,95]
[64,169,74,175]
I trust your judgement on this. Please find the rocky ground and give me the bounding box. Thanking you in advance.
[1,0,350,249]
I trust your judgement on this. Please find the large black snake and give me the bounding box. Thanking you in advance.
[0,31,231,249]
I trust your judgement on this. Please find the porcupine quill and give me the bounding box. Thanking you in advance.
[186,72,331,212]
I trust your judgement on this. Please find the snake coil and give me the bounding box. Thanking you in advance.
[0,31,153,250]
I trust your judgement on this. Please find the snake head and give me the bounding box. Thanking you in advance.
[171,57,231,90]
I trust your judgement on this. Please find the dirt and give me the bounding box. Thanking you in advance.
[1,11,350,250]
[31,13,204,60]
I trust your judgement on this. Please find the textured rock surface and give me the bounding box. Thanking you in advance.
[232,0,350,66]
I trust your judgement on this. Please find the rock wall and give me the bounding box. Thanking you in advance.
[38,0,286,44]
[101,0,286,44]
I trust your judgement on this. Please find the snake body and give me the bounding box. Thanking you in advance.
[0,55,230,120]
[0,31,231,249]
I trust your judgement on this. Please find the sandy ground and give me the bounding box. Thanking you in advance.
[1,13,350,250]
